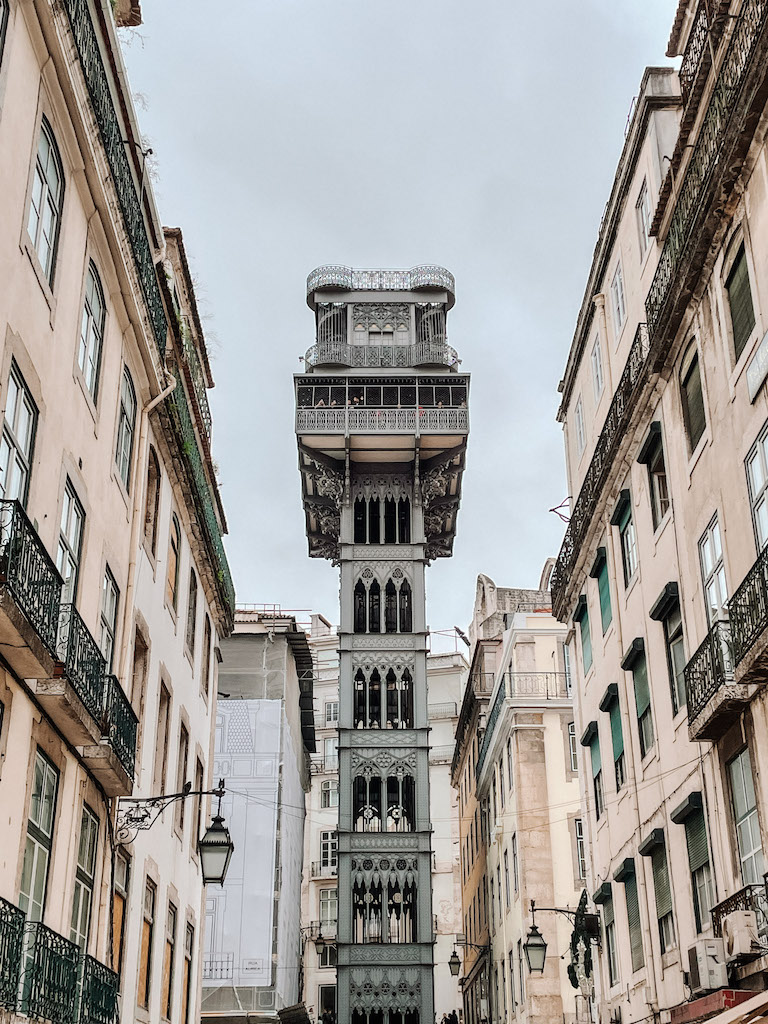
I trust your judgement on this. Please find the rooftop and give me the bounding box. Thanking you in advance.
[306,265,455,309]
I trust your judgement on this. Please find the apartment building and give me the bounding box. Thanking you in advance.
[553,7,768,1024]
[0,3,233,1024]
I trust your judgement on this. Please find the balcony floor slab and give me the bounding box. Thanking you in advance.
[735,622,768,687]
[688,683,763,741]
[80,740,132,797]
[33,677,102,747]
[0,590,57,680]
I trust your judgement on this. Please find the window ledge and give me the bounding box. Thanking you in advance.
[652,508,673,545]
[73,369,99,430]
[623,571,641,605]
[662,947,680,970]
[728,325,762,397]
[110,466,131,516]
[686,430,711,483]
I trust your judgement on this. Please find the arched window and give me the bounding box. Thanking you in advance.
[78,262,105,401]
[115,367,137,488]
[369,580,381,633]
[386,669,413,729]
[353,877,383,943]
[144,446,161,554]
[680,344,706,452]
[354,581,367,633]
[384,497,397,543]
[167,514,181,610]
[321,780,339,808]
[27,117,64,284]
[387,877,416,943]
[398,498,410,542]
[185,569,197,657]
[354,669,381,728]
[386,771,415,832]
[354,498,366,543]
[399,580,412,633]
[368,498,380,544]
[353,775,382,832]
[385,580,397,633]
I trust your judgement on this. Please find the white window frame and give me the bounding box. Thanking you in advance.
[636,179,652,258]
[746,423,768,552]
[70,804,99,951]
[610,263,627,333]
[699,515,728,624]
[591,337,604,401]
[99,566,119,671]
[568,722,578,772]
[27,118,64,284]
[574,395,586,456]
[575,818,587,878]
[320,830,337,868]
[324,701,339,724]
[78,262,105,401]
[115,366,137,489]
[57,479,85,604]
[0,361,37,505]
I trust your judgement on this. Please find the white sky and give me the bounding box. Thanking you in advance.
[121,0,674,638]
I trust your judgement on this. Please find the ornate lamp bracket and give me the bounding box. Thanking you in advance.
[116,778,226,845]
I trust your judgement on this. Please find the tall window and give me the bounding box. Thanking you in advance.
[624,868,645,971]
[684,806,715,932]
[507,736,514,790]
[746,424,768,551]
[603,896,618,987]
[27,118,64,284]
[192,758,204,853]
[181,923,194,1024]
[664,604,687,713]
[726,243,756,361]
[680,345,706,452]
[321,830,338,868]
[699,515,728,623]
[511,834,519,892]
[591,548,612,634]
[175,724,189,833]
[575,819,586,879]
[0,362,37,504]
[201,615,212,698]
[153,682,171,792]
[167,514,181,610]
[325,701,339,724]
[115,367,137,488]
[185,569,197,657]
[728,748,764,884]
[612,492,638,586]
[0,0,8,68]
[503,849,511,909]
[162,903,177,1020]
[602,689,625,789]
[584,728,603,820]
[610,263,626,333]
[319,888,337,927]
[113,850,130,986]
[509,949,516,1007]
[99,567,119,671]
[138,879,156,1009]
[574,396,586,456]
[626,646,654,758]
[70,804,99,950]
[144,447,161,555]
[575,598,592,673]
[324,736,338,770]
[568,722,578,772]
[19,750,59,921]
[636,179,652,257]
[57,479,85,603]
[591,338,604,401]
[650,841,675,953]
[638,424,670,530]
[78,263,105,400]
[321,780,339,808]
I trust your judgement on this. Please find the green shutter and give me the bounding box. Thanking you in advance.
[685,809,710,872]
[590,736,601,779]
[580,609,593,672]
[609,700,624,760]
[682,356,706,450]
[633,656,651,716]
[598,561,612,633]
[727,246,756,359]
[624,872,645,971]
[618,502,632,533]
[652,846,673,920]
[603,896,614,926]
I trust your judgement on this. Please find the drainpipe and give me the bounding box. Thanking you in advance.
[116,374,177,688]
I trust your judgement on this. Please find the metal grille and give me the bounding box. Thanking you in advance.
[102,675,138,778]
[305,340,458,369]
[57,604,107,724]
[476,682,506,779]
[180,320,212,438]
[202,952,234,981]
[679,2,710,102]
[20,922,80,1024]
[78,953,119,1024]
[0,896,24,1010]
[729,546,768,666]
[712,883,768,937]
[684,619,734,724]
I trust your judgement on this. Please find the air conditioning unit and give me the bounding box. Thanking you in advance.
[722,910,760,962]
[688,938,728,996]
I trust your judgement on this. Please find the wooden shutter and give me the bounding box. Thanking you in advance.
[603,895,614,926]
[609,700,624,761]
[580,611,593,671]
[112,892,125,978]
[652,846,673,920]
[590,736,601,778]
[682,355,706,450]
[727,246,756,359]
[633,656,651,717]
[598,562,612,633]
[624,872,645,971]
[685,808,710,872]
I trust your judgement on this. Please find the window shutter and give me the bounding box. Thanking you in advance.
[598,562,612,633]
[633,657,651,717]
[685,809,710,872]
[624,872,645,971]
[590,736,601,778]
[603,896,614,927]
[727,247,756,359]
[609,700,624,760]
[580,611,593,671]
[618,503,632,533]
[652,847,673,920]
[682,356,706,449]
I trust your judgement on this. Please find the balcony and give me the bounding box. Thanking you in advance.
[296,406,469,435]
[311,861,338,879]
[679,1,710,106]
[712,883,768,940]
[19,922,80,1024]
[729,546,768,687]
[476,682,506,779]
[180,318,212,439]
[306,265,455,304]
[308,920,337,941]
[310,757,338,774]
[81,675,138,797]
[304,340,459,370]
[0,897,24,1012]
[684,619,759,741]
[78,953,120,1024]
[506,671,570,699]
[427,701,458,719]
[0,499,63,678]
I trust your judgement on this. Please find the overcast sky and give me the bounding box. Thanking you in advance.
[121,0,674,640]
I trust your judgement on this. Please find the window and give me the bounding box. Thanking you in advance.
[728,748,764,885]
[319,943,337,968]
[746,424,768,551]
[568,722,578,772]
[201,615,212,698]
[517,938,525,1002]
[507,737,514,791]
[509,948,516,1007]
[650,842,675,953]
[0,0,8,68]
[591,338,604,400]
[499,758,505,807]
[608,692,625,788]
[511,833,519,892]
[27,118,64,283]
[321,780,339,808]
[319,888,337,926]
[684,807,714,932]
[591,548,612,634]
[175,724,189,833]
[319,985,336,1024]
[636,179,652,257]
[563,641,573,695]
[19,750,59,921]
[181,923,194,1024]
[624,868,645,971]
[575,819,586,878]
[603,897,618,987]
[699,515,728,623]
[324,736,338,770]
[612,492,638,586]
[504,849,511,909]
[153,682,171,792]
[726,243,756,360]
[664,604,687,713]
[185,569,197,657]
[144,447,161,555]
[162,903,177,1020]
[138,879,156,1009]
[321,829,338,868]
[627,647,654,758]
[638,423,669,530]
[588,730,603,820]
[574,395,586,456]
[680,345,706,452]
[115,367,137,488]
[575,598,592,673]
[192,758,204,852]
[610,263,626,332]
[113,850,130,986]
[70,804,99,950]
[99,567,119,671]
[325,701,339,724]
[78,263,105,400]
[0,362,37,504]
[167,514,181,609]
[57,479,85,603]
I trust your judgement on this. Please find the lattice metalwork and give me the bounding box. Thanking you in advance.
[0,896,24,1011]
[729,546,768,667]
[307,265,455,297]
[20,922,80,1024]
[57,603,107,724]
[297,407,468,434]
[180,320,212,438]
[103,675,138,778]
[305,340,459,370]
[684,619,734,724]
[78,954,119,1024]
[679,2,710,103]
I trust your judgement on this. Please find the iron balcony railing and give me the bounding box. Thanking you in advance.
[0,897,24,1011]
[57,604,107,724]
[729,546,768,667]
[679,1,710,104]
[203,952,234,981]
[684,619,735,725]
[0,499,63,657]
[102,675,138,778]
[311,861,338,878]
[309,757,338,774]
[60,0,167,359]
[306,265,455,297]
[180,319,212,439]
[712,882,768,938]
[506,671,571,699]
[304,340,459,370]
[20,922,80,1024]
[428,701,458,719]
[470,672,496,695]
[78,954,119,1024]
[308,920,337,940]
[476,682,506,780]
[296,406,468,434]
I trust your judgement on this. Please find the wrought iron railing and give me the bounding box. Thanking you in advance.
[712,883,768,937]
[57,604,107,724]
[684,619,735,725]
[428,701,458,719]
[167,384,235,618]
[308,920,337,940]
[311,861,338,878]
[102,675,138,778]
[506,671,570,698]
[679,1,710,103]
[304,340,459,369]
[476,681,506,779]
[20,922,80,1024]
[180,319,212,439]
[0,897,24,1011]
[202,952,234,981]
[550,324,650,616]
[307,265,455,297]
[78,954,119,1024]
[0,499,63,656]
[296,406,469,434]
[309,757,338,774]
[729,546,768,667]
[60,0,167,359]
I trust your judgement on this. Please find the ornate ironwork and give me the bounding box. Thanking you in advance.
[550,324,650,616]
[78,954,119,1024]
[296,407,468,434]
[352,303,410,330]
[684,619,735,725]
[102,675,138,779]
[712,883,768,937]
[729,546,768,666]
[19,922,79,1024]
[116,778,225,844]
[506,671,570,698]
[0,499,63,656]
[679,2,710,103]
[0,896,24,1011]
[60,0,167,359]
[180,319,212,438]
[476,681,506,779]
[305,340,459,370]
[202,953,234,981]
[57,604,107,724]
[307,265,455,297]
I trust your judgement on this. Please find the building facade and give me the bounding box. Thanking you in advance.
[294,265,470,1024]
[553,8,768,1024]
[0,2,233,1023]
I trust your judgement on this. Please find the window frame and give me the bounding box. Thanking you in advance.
[99,565,120,671]
[78,261,106,402]
[57,478,85,604]
[185,568,197,659]
[680,343,707,453]
[575,819,587,879]
[699,514,728,625]
[727,747,764,885]
[27,117,65,285]
[161,902,177,1020]
[113,849,130,988]
[138,878,156,1010]
[167,513,181,611]
[115,366,137,490]
[745,421,768,553]
[591,337,604,401]
[725,241,757,362]
[0,361,38,506]
[636,179,652,258]
[70,802,99,951]
[19,749,59,922]
[574,395,586,456]
[610,263,627,333]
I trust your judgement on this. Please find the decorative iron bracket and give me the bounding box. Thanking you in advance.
[116,778,225,845]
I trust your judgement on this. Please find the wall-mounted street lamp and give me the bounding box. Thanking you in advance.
[523,898,600,977]
[448,938,490,978]
[116,778,235,886]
